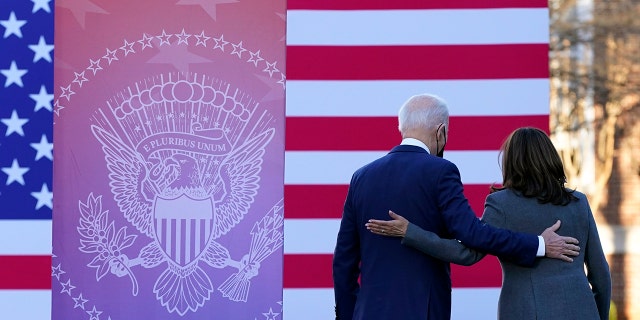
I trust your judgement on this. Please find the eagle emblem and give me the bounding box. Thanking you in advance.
[78,75,282,316]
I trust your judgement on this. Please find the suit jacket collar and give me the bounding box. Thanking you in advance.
[400,137,430,153]
[389,144,430,155]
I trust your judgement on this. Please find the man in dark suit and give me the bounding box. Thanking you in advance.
[332,94,580,320]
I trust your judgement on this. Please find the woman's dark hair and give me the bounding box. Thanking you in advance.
[491,127,577,205]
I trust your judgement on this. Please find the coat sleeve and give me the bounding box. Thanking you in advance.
[401,222,485,266]
[478,195,506,228]
[437,161,538,267]
[582,197,611,320]
[332,177,360,319]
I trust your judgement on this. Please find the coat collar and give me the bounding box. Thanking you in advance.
[389,144,430,154]
[400,138,430,153]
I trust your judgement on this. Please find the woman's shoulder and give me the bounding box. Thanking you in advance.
[486,188,519,201]
[488,188,588,203]
[484,189,527,209]
[566,189,592,211]
[569,189,587,201]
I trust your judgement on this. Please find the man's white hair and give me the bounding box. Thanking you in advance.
[398,94,449,134]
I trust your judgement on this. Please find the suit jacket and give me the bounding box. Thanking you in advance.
[332,145,538,320]
[402,189,611,320]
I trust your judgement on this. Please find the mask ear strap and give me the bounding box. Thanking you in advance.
[436,123,446,157]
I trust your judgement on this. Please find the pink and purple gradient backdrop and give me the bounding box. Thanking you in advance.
[53,0,285,318]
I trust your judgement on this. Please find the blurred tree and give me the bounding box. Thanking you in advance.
[549,1,640,319]
[550,0,639,211]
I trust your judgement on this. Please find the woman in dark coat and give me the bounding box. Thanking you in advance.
[366,127,611,320]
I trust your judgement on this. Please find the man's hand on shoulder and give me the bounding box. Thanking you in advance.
[541,220,580,262]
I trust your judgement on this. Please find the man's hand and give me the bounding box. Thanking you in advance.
[541,220,580,262]
[365,210,409,237]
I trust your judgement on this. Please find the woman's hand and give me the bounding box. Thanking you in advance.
[365,210,409,237]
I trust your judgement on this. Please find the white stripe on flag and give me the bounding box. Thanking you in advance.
[451,288,501,320]
[0,220,52,255]
[282,288,500,320]
[285,219,340,254]
[0,290,51,320]
[286,79,550,117]
[283,289,335,320]
[285,151,502,185]
[287,9,549,45]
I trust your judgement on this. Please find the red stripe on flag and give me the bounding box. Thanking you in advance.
[284,254,334,288]
[287,45,549,80]
[464,184,492,217]
[0,255,51,289]
[288,0,548,10]
[284,254,502,288]
[451,255,502,287]
[286,115,549,151]
[285,184,492,219]
[285,185,349,219]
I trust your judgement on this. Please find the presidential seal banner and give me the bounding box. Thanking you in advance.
[52,1,285,319]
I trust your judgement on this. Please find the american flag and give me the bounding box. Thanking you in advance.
[283,1,549,319]
[0,0,54,319]
[0,0,549,319]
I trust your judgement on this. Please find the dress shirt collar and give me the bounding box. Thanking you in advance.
[401,138,430,154]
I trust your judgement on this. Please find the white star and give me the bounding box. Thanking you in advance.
[51,263,66,280]
[120,39,135,56]
[194,30,210,47]
[31,183,53,210]
[156,29,172,46]
[31,134,53,161]
[0,11,27,38]
[87,58,102,75]
[72,293,88,309]
[28,35,54,63]
[138,33,154,50]
[1,60,28,87]
[277,73,286,89]
[213,34,229,52]
[102,48,118,65]
[72,71,88,88]
[30,85,54,112]
[231,41,246,58]
[263,60,279,77]
[60,279,75,295]
[1,110,29,136]
[262,308,280,320]
[2,159,29,186]
[59,85,75,101]
[176,28,191,45]
[86,306,102,320]
[54,100,65,116]
[247,49,264,67]
[31,0,52,13]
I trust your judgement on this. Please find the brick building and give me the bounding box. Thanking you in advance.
[598,108,640,320]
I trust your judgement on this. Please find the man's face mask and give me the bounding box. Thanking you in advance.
[436,123,447,158]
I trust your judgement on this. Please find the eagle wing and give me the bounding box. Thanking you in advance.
[91,125,154,237]
[211,128,275,239]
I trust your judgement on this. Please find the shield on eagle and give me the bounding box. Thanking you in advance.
[153,194,215,266]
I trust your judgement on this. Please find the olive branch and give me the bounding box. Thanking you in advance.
[77,193,139,295]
